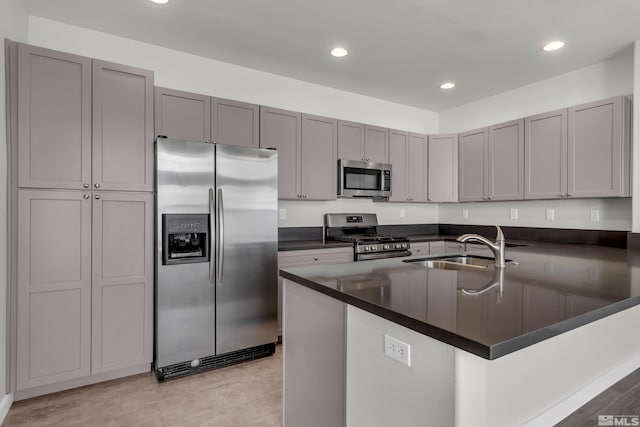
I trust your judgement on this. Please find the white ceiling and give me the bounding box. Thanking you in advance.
[24,0,640,112]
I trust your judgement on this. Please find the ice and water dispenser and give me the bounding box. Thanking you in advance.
[162,214,209,265]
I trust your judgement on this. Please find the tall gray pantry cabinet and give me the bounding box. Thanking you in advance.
[7,42,154,398]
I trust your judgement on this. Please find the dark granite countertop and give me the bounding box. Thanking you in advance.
[280,243,640,360]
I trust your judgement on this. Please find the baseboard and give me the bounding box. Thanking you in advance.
[0,393,14,425]
[522,353,640,426]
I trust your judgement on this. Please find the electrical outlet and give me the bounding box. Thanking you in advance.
[510,208,518,220]
[546,209,555,221]
[462,209,469,219]
[279,208,287,220]
[400,209,406,218]
[384,335,411,367]
[590,209,600,222]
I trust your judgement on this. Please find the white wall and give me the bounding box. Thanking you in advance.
[439,52,635,231]
[0,0,29,407]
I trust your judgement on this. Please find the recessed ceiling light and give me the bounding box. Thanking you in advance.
[541,40,565,52]
[440,82,455,90]
[149,0,169,4]
[331,47,348,58]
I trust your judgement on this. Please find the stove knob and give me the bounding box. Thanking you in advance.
[395,243,401,249]
[402,243,408,249]
[363,246,369,252]
[384,244,390,250]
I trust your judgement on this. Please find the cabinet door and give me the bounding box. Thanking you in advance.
[17,190,91,390]
[364,125,389,163]
[212,97,259,148]
[17,44,92,190]
[154,86,211,142]
[428,134,458,202]
[92,192,153,373]
[488,119,524,200]
[459,128,488,202]
[407,133,427,202]
[301,114,338,200]
[568,96,629,198]
[338,120,365,161]
[524,109,568,200]
[388,129,408,202]
[93,60,154,192]
[260,106,301,199]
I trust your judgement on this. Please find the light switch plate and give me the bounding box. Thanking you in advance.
[546,209,555,221]
[462,209,469,219]
[279,208,287,220]
[510,208,518,220]
[400,209,406,218]
[590,209,600,222]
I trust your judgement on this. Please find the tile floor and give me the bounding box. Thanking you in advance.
[3,346,282,427]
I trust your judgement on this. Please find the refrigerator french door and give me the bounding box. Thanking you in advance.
[155,137,278,380]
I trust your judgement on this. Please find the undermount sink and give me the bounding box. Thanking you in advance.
[403,255,507,270]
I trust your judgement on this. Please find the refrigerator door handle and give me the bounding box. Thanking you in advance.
[209,187,215,284]
[217,187,225,284]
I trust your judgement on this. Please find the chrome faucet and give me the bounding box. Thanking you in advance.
[456,225,506,268]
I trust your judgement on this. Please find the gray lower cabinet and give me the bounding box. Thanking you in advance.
[92,60,154,192]
[154,87,211,142]
[17,190,92,390]
[277,247,353,336]
[16,189,154,392]
[568,95,631,198]
[388,130,427,202]
[261,107,338,200]
[91,191,153,374]
[427,134,458,202]
[338,120,389,163]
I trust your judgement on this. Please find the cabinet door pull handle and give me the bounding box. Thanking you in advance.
[94,183,100,188]
[94,195,101,200]
[83,194,90,199]
[303,194,307,198]
[313,257,319,261]
[83,183,90,188]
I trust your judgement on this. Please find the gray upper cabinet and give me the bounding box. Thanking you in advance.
[388,130,427,202]
[568,95,631,198]
[524,109,568,199]
[212,97,259,148]
[337,120,365,161]
[459,127,488,202]
[388,130,408,202]
[407,133,427,202]
[428,134,458,202]
[260,107,337,200]
[260,106,301,199]
[92,60,154,192]
[92,191,153,374]
[364,125,389,163]
[488,119,524,201]
[459,120,524,202]
[338,120,389,163]
[17,43,92,190]
[300,114,338,200]
[154,86,211,142]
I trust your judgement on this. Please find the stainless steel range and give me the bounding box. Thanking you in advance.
[325,213,411,261]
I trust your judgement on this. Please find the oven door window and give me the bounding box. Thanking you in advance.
[344,167,381,191]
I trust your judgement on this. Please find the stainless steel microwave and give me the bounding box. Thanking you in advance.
[338,159,392,198]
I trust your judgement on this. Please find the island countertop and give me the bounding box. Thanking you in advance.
[280,242,640,359]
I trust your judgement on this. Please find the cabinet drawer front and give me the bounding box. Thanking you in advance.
[279,248,353,267]
[410,243,430,255]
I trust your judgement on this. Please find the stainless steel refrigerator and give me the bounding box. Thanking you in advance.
[154,137,278,380]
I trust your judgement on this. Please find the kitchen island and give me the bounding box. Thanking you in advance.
[280,242,640,427]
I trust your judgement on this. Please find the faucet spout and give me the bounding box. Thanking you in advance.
[456,226,506,268]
